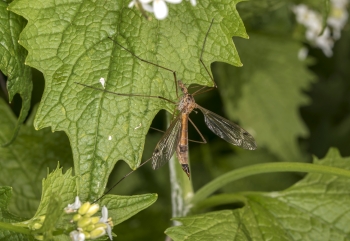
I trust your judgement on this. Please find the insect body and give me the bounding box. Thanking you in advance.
[151,80,257,178]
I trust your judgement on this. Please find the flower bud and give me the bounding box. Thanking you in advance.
[85,203,99,216]
[32,222,42,230]
[90,227,106,239]
[72,214,82,222]
[83,231,90,239]
[77,217,91,228]
[90,216,100,224]
[78,202,91,215]
[34,235,44,240]
[85,224,96,232]
[37,215,46,223]
[94,222,108,229]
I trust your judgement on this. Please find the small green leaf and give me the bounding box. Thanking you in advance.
[100,193,158,226]
[9,0,249,200]
[215,34,314,162]
[167,148,350,240]
[0,1,32,146]
[38,196,63,240]
[32,167,76,220]
[0,99,73,217]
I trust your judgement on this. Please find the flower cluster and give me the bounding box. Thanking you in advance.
[65,197,113,241]
[129,0,197,20]
[292,0,349,58]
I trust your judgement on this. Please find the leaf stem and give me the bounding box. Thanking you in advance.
[191,162,350,205]
[0,221,31,235]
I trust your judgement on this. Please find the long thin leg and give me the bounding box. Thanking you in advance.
[192,86,215,96]
[93,157,152,203]
[108,37,179,98]
[75,82,176,105]
[199,18,217,88]
[188,117,207,144]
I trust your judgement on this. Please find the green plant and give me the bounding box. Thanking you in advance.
[1,0,350,240]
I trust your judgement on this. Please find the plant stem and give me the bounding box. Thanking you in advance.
[0,221,31,235]
[191,162,350,205]
[168,113,194,222]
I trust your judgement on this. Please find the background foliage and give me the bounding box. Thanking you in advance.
[0,0,350,240]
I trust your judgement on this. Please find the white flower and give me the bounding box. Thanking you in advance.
[152,0,182,20]
[70,230,85,241]
[129,0,183,20]
[298,47,309,61]
[188,0,196,6]
[292,1,349,57]
[292,4,335,57]
[314,28,334,57]
[327,0,349,39]
[129,0,154,13]
[99,206,113,240]
[64,196,82,213]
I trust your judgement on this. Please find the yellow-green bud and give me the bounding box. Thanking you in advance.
[34,235,44,240]
[90,227,106,239]
[72,214,82,222]
[85,224,96,232]
[90,216,100,224]
[77,217,92,228]
[32,222,42,230]
[83,231,91,239]
[85,203,99,216]
[37,215,45,223]
[78,202,91,215]
[94,222,108,229]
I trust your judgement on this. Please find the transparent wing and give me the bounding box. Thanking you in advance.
[152,115,182,170]
[197,106,257,150]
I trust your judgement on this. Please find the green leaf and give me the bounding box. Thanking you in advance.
[166,148,350,240]
[38,195,63,240]
[8,0,249,200]
[166,210,241,241]
[100,193,158,226]
[0,99,72,217]
[0,1,32,146]
[214,34,314,162]
[31,167,76,221]
[0,187,34,240]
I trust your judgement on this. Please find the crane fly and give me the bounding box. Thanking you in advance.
[76,19,257,183]
[151,80,257,179]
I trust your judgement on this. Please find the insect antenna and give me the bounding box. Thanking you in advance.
[75,82,176,105]
[107,37,180,98]
[93,157,153,203]
[199,18,216,87]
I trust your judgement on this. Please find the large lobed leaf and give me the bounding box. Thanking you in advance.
[0,1,32,146]
[166,148,350,240]
[9,0,249,200]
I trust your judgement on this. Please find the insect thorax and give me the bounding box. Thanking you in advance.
[178,94,196,114]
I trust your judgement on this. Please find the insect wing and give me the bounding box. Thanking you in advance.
[152,116,182,170]
[197,106,257,150]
